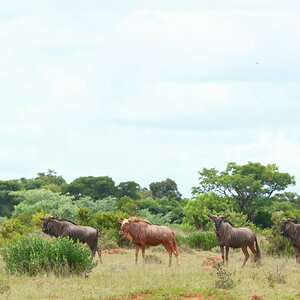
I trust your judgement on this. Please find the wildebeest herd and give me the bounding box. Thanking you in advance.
[40,215,300,267]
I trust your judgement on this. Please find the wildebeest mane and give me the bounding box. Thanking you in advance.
[129,217,152,225]
[63,219,77,225]
[226,221,235,227]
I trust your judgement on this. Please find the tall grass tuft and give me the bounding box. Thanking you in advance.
[1,236,96,276]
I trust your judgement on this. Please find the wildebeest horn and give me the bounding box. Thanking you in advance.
[117,219,123,224]
[40,217,45,221]
[207,214,213,219]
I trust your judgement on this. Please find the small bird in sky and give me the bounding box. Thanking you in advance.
[255,61,260,64]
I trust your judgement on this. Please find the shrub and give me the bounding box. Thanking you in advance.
[0,218,32,247]
[264,215,294,256]
[213,262,236,289]
[1,237,96,276]
[183,232,218,250]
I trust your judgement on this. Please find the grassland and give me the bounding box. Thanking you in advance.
[0,249,299,300]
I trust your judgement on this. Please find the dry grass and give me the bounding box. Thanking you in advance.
[0,249,300,300]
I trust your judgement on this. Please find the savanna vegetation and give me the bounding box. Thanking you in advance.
[0,162,299,299]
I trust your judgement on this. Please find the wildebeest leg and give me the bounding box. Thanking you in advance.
[225,246,229,267]
[163,242,174,266]
[141,245,146,264]
[135,245,140,264]
[97,248,103,264]
[295,247,300,263]
[249,245,258,263]
[168,251,173,267]
[220,246,225,264]
[241,246,250,267]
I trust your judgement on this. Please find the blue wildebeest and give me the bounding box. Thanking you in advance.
[118,218,179,266]
[280,218,300,263]
[209,215,260,267]
[41,216,102,262]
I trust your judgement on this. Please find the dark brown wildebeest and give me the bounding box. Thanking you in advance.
[280,218,300,263]
[118,218,179,266]
[41,216,102,262]
[209,215,260,267]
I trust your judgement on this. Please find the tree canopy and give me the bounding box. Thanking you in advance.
[149,178,182,200]
[62,176,117,200]
[192,162,295,221]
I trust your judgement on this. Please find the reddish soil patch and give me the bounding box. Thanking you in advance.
[250,296,265,300]
[181,296,215,300]
[102,249,125,254]
[201,256,222,269]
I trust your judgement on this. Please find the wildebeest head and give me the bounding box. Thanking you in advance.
[208,215,230,235]
[40,216,56,235]
[118,218,134,235]
[118,218,135,241]
[280,218,296,235]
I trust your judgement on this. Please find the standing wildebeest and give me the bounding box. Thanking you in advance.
[280,218,300,263]
[209,215,260,267]
[41,216,102,262]
[118,218,179,266]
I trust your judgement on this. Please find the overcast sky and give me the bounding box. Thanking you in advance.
[1,1,300,197]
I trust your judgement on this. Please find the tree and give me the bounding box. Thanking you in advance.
[62,176,117,200]
[116,196,138,215]
[20,170,66,191]
[116,181,141,200]
[149,178,182,200]
[11,189,77,220]
[192,162,295,221]
[0,180,23,217]
[183,192,234,229]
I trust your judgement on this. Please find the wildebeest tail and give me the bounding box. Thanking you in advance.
[255,237,261,261]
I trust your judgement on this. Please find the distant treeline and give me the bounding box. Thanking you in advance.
[0,162,299,231]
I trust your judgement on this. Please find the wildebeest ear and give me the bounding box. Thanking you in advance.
[117,219,123,224]
[207,214,213,219]
[291,218,297,223]
[40,217,45,221]
[225,214,230,219]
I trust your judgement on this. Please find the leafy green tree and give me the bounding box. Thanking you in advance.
[76,196,117,213]
[20,170,66,191]
[62,176,117,200]
[137,209,173,226]
[0,180,23,217]
[11,189,76,220]
[149,178,182,200]
[183,192,234,229]
[116,196,138,215]
[192,162,295,222]
[137,197,162,214]
[116,181,141,200]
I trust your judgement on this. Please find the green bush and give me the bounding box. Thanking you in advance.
[182,232,218,250]
[0,218,32,247]
[1,237,96,276]
[264,215,294,257]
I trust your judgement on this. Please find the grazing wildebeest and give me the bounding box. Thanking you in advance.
[118,218,179,266]
[280,218,300,263]
[209,215,260,267]
[40,216,102,263]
